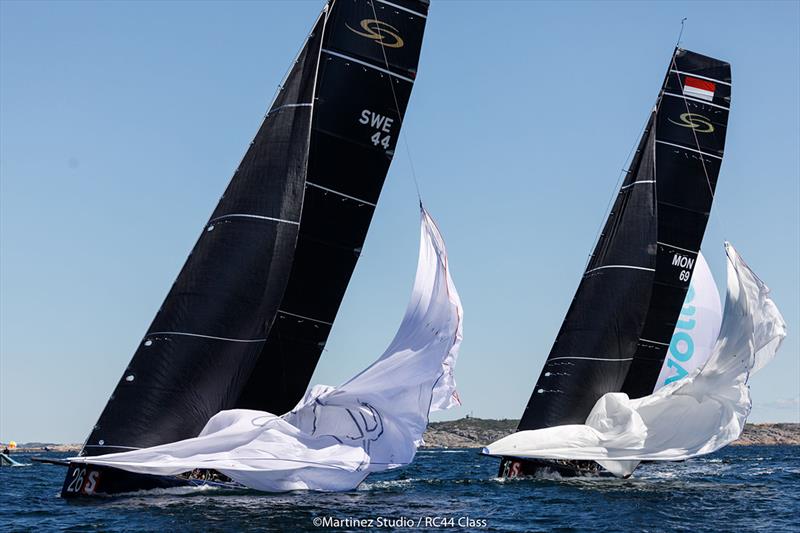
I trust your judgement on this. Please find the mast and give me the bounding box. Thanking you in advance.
[516,48,730,433]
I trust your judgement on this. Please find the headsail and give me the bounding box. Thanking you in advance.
[82,13,325,455]
[80,0,430,459]
[515,49,730,438]
[72,208,462,493]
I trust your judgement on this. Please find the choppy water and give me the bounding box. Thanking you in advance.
[1,446,798,532]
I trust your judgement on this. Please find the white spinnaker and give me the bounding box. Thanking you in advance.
[653,252,722,391]
[484,243,786,477]
[599,253,722,475]
[71,208,462,492]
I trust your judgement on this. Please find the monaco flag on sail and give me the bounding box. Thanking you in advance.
[683,76,716,101]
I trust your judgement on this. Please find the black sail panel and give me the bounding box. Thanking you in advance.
[234,0,430,413]
[515,48,729,436]
[621,49,730,398]
[517,119,658,431]
[81,16,326,455]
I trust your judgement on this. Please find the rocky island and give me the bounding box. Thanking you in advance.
[420,418,800,448]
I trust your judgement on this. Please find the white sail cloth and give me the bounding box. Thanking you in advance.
[483,243,786,477]
[653,252,722,391]
[71,208,462,492]
[599,252,721,475]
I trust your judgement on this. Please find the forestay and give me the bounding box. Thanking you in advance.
[71,208,462,492]
[483,243,786,477]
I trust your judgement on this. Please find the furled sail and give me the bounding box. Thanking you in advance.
[72,208,462,493]
[80,0,430,459]
[483,243,786,477]
[514,49,730,439]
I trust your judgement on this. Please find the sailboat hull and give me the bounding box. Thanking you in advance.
[498,457,611,479]
[60,462,240,498]
[61,463,196,499]
[61,462,189,498]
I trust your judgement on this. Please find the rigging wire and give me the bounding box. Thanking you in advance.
[581,17,695,271]
[670,52,717,199]
[368,0,424,206]
[670,18,716,199]
[671,23,730,247]
[583,105,652,270]
[676,17,687,48]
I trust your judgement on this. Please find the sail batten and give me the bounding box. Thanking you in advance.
[515,119,657,431]
[234,0,429,415]
[621,48,730,398]
[81,17,325,455]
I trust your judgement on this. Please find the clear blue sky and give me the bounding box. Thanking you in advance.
[1,1,798,442]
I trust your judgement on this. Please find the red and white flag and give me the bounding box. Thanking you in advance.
[683,76,716,102]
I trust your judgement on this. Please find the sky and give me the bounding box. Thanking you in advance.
[1,0,798,443]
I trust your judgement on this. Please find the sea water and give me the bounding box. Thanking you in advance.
[1,446,798,532]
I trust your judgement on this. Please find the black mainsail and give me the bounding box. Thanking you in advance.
[236,0,430,414]
[502,48,730,476]
[64,0,429,497]
[621,50,730,398]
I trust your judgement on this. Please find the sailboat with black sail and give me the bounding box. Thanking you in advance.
[499,48,731,478]
[61,0,430,497]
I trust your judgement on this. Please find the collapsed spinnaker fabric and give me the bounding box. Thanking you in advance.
[71,208,462,492]
[484,243,785,477]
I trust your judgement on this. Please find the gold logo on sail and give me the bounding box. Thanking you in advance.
[668,113,715,133]
[346,19,404,48]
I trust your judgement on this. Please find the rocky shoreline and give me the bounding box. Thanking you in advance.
[419,418,800,449]
[7,420,798,453]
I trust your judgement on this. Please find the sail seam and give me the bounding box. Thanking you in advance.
[548,357,635,362]
[375,0,427,18]
[584,265,656,275]
[669,54,718,199]
[267,102,313,116]
[147,332,267,343]
[306,181,377,206]
[657,241,698,254]
[279,310,333,326]
[620,180,656,190]
[669,69,731,86]
[322,49,414,83]
[208,214,300,225]
[639,338,670,346]
[655,140,722,160]
[662,91,729,110]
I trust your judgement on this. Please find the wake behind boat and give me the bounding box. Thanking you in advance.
[1,452,25,467]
